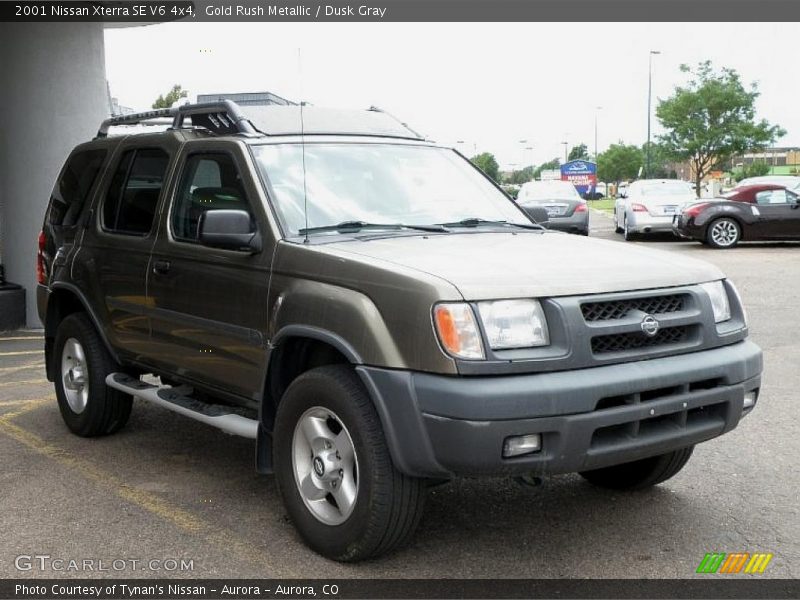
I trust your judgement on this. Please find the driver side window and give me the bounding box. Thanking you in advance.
[171,153,253,242]
[755,189,789,205]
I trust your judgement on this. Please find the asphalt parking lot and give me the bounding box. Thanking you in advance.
[1,209,797,579]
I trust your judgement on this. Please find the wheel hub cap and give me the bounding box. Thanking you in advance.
[60,337,89,414]
[292,407,359,525]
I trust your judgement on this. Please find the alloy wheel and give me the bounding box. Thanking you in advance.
[291,406,359,525]
[710,219,739,247]
[61,337,89,414]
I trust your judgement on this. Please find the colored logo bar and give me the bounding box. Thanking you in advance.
[696,552,773,574]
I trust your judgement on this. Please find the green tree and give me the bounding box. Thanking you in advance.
[657,61,784,196]
[597,144,643,184]
[733,161,771,182]
[505,165,535,185]
[641,142,675,179]
[568,143,589,161]
[470,152,501,182]
[152,84,188,109]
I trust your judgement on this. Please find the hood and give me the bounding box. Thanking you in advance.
[323,231,723,300]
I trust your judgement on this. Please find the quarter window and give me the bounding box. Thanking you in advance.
[48,149,107,227]
[171,153,252,242]
[102,148,170,235]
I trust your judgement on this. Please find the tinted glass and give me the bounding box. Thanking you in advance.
[171,153,251,242]
[103,148,169,235]
[49,149,107,227]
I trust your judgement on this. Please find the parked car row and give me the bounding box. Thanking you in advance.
[610,176,800,249]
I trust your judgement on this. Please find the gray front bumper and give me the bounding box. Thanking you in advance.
[357,340,762,478]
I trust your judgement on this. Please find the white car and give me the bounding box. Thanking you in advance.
[614,179,696,241]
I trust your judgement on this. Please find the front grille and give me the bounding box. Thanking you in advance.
[591,325,691,355]
[581,294,687,322]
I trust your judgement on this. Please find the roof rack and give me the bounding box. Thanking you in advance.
[367,106,424,139]
[96,100,258,138]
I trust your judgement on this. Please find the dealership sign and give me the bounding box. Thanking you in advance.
[560,160,597,195]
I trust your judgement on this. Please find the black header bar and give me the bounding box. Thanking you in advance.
[3,0,800,22]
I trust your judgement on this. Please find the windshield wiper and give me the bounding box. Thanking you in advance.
[439,218,544,230]
[298,220,449,235]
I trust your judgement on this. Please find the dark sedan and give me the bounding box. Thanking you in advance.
[516,180,589,235]
[673,185,800,248]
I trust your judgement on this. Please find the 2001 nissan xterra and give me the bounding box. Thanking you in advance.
[38,101,763,561]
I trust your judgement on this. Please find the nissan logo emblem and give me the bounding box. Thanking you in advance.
[640,314,660,337]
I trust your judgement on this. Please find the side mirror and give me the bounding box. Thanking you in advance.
[199,209,262,253]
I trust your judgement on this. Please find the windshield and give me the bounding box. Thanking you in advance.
[519,181,579,201]
[252,143,531,236]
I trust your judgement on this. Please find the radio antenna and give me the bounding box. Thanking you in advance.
[298,48,309,244]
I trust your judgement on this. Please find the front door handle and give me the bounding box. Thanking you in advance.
[152,259,171,275]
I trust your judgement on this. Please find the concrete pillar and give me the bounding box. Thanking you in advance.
[0,23,108,327]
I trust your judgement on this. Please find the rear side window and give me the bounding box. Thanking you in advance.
[48,149,107,227]
[171,153,252,242]
[102,148,170,235]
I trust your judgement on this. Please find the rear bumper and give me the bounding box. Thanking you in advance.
[628,212,676,233]
[672,215,705,240]
[358,340,762,478]
[546,212,589,234]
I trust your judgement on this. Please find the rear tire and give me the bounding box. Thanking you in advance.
[273,365,426,562]
[614,210,623,234]
[579,446,694,490]
[53,313,133,437]
[623,214,636,241]
[706,217,741,249]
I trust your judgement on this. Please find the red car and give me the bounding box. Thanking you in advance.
[673,184,800,248]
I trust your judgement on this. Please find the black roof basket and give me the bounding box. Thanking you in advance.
[96,100,258,138]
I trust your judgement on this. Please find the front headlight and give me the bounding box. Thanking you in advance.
[700,280,731,323]
[478,299,550,349]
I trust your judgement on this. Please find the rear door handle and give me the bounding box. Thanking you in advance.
[152,259,171,275]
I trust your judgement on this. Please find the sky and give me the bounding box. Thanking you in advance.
[105,22,799,170]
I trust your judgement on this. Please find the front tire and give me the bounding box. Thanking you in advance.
[614,210,623,234]
[273,365,426,562]
[53,313,133,437]
[579,446,694,490]
[706,217,741,249]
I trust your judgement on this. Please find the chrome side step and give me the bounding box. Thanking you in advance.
[105,373,259,439]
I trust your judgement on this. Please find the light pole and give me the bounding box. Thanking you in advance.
[561,141,568,163]
[646,50,661,179]
[594,106,603,163]
[593,106,602,199]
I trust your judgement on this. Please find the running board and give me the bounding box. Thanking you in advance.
[105,373,259,439]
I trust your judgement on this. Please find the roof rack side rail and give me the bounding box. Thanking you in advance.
[96,100,260,138]
[367,105,425,139]
[174,100,259,136]
[96,108,177,138]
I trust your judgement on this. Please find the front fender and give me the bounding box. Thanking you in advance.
[269,278,408,369]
